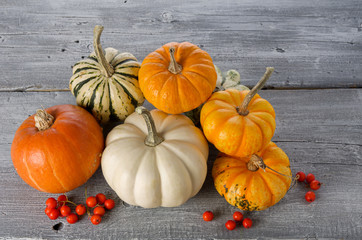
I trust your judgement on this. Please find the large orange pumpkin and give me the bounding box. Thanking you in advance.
[11,105,104,193]
[139,42,217,114]
[212,142,292,211]
[200,68,275,158]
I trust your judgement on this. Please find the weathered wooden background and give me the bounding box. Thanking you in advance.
[0,0,361,239]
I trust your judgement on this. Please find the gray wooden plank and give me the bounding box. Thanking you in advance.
[0,0,361,91]
[0,89,361,239]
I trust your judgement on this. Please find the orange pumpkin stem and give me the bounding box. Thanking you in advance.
[93,25,114,77]
[168,47,182,74]
[238,67,274,116]
[34,109,54,131]
[136,106,164,147]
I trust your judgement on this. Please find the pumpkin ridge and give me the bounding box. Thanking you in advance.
[182,70,214,92]
[201,102,236,126]
[177,74,202,109]
[257,172,275,207]
[21,142,46,192]
[249,116,265,148]
[107,79,118,121]
[250,112,274,135]
[41,142,68,192]
[87,56,98,62]
[242,172,257,210]
[157,74,178,107]
[213,113,239,148]
[113,58,138,68]
[265,167,291,189]
[159,143,195,197]
[113,72,138,80]
[73,67,98,76]
[73,60,98,69]
[87,79,103,113]
[79,76,103,106]
[111,78,139,108]
[72,76,99,97]
[70,71,98,86]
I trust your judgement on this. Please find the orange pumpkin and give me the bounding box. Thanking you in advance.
[200,68,275,158]
[11,105,104,193]
[139,42,217,114]
[212,142,292,211]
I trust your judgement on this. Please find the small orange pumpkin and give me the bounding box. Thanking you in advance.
[200,68,275,158]
[212,142,292,211]
[11,105,104,193]
[139,42,217,114]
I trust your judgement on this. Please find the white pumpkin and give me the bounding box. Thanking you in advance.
[101,106,209,208]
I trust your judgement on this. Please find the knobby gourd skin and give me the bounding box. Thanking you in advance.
[212,142,292,211]
[139,42,217,114]
[200,88,276,158]
[101,108,209,208]
[11,105,104,193]
[69,26,144,124]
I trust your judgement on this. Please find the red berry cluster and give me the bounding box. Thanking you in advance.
[44,193,115,225]
[296,172,322,203]
[203,211,252,230]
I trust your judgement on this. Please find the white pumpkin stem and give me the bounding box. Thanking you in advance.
[237,67,274,116]
[168,47,182,74]
[93,25,114,77]
[136,106,164,147]
[34,109,54,131]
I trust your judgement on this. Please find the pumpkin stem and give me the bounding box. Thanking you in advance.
[247,154,266,172]
[34,108,54,131]
[168,47,182,74]
[136,106,164,147]
[247,154,292,179]
[237,67,274,116]
[93,25,114,77]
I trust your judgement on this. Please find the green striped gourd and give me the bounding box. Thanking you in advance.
[69,25,144,124]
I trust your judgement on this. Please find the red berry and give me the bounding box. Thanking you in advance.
[45,207,52,216]
[93,206,106,216]
[202,211,214,221]
[233,211,243,222]
[306,173,315,183]
[310,180,321,190]
[60,205,71,217]
[86,196,97,208]
[76,204,86,216]
[305,191,316,202]
[96,193,107,205]
[66,213,78,224]
[104,199,115,210]
[91,214,102,225]
[48,208,60,220]
[296,172,306,182]
[46,198,57,209]
[57,195,67,206]
[225,220,236,230]
[242,218,253,229]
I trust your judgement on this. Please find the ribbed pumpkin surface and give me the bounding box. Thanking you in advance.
[212,142,291,211]
[69,48,144,123]
[11,105,104,193]
[139,42,217,114]
[200,88,276,158]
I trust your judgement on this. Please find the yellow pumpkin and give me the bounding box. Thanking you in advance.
[200,67,275,158]
[212,142,292,211]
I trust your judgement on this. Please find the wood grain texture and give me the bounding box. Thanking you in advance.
[0,89,361,239]
[0,0,361,91]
